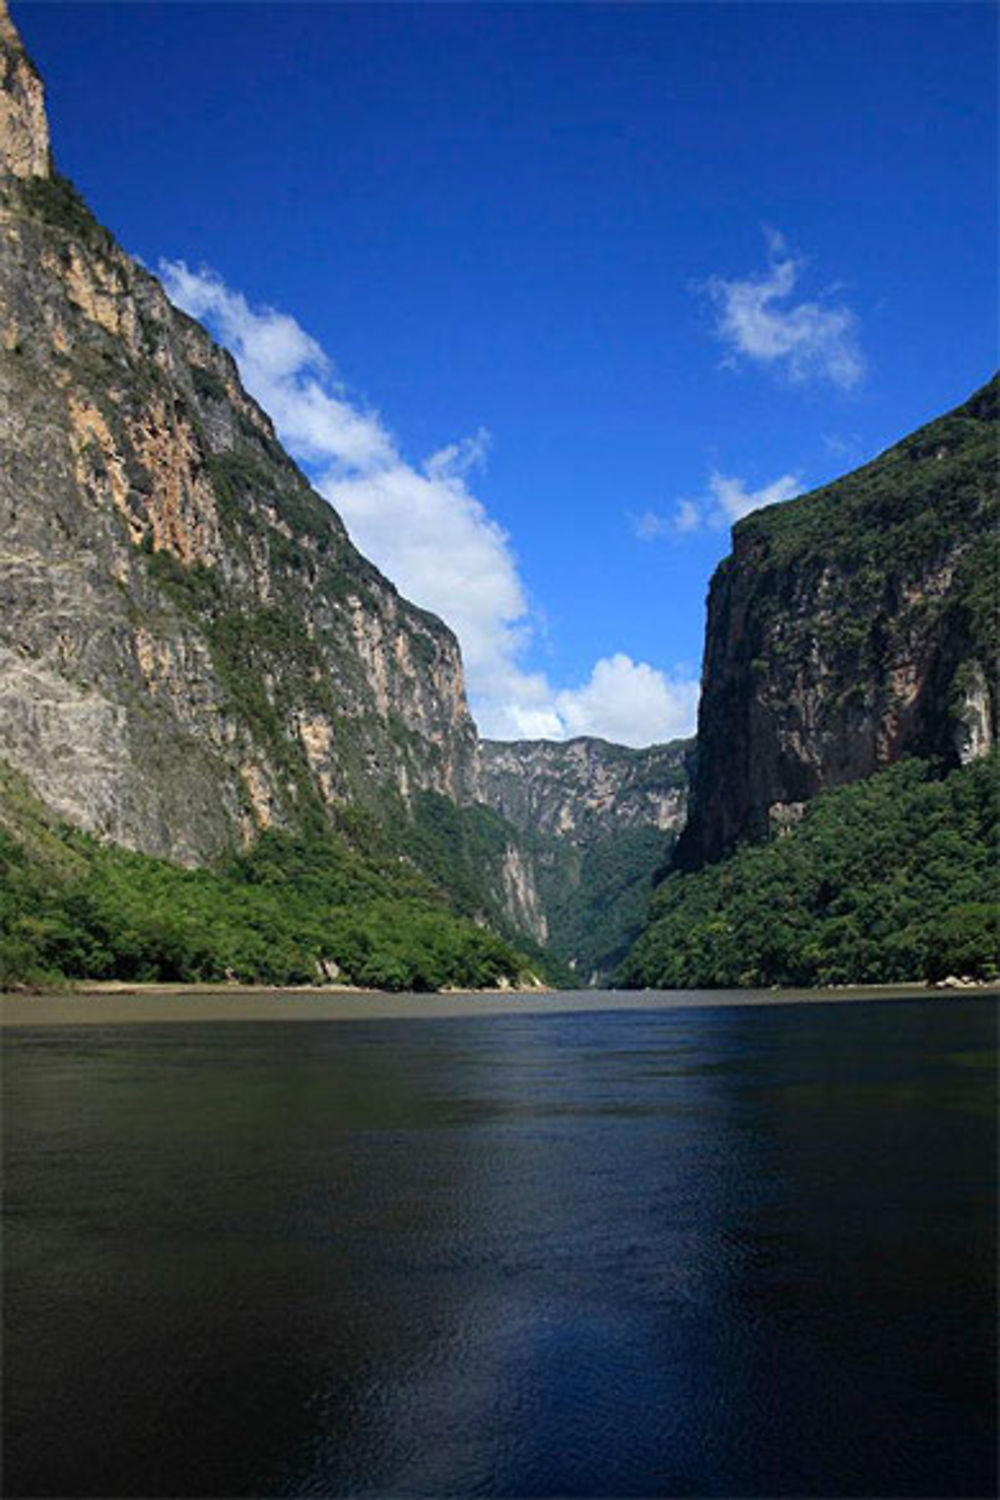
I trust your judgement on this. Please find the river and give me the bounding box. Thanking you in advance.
[2,991,996,1496]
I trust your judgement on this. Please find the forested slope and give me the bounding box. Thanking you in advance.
[621,754,998,988]
[0,762,543,990]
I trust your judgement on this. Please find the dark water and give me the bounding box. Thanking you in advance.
[3,997,996,1498]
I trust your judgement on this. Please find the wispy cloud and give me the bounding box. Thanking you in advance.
[822,431,863,461]
[633,469,803,538]
[162,261,395,470]
[704,228,865,389]
[629,509,674,541]
[673,498,701,533]
[707,470,802,524]
[160,261,699,746]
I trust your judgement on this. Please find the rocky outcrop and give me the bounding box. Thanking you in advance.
[480,736,690,841]
[0,3,48,180]
[497,842,549,946]
[0,10,479,864]
[676,376,999,870]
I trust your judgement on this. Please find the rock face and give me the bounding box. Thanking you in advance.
[480,737,692,978]
[480,736,690,841]
[676,377,999,870]
[497,841,550,946]
[0,4,48,180]
[0,4,693,963]
[0,10,479,865]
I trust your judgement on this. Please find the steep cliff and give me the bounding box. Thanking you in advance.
[479,737,692,979]
[0,10,481,868]
[676,377,999,870]
[480,736,690,842]
[0,4,47,179]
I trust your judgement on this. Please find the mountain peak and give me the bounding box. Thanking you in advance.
[0,0,50,179]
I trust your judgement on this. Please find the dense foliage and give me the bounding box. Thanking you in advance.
[0,766,537,992]
[16,170,116,257]
[734,377,998,662]
[385,791,571,985]
[619,754,998,988]
[537,825,677,982]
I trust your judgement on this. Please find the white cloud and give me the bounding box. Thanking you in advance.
[707,470,802,524]
[822,431,862,461]
[160,260,698,746]
[319,459,530,703]
[556,655,699,748]
[161,261,395,471]
[633,469,802,538]
[705,228,865,389]
[478,654,698,747]
[673,498,701,533]
[630,509,674,541]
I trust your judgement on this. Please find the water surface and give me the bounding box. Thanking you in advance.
[3,995,996,1496]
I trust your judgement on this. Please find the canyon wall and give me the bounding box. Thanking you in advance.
[480,737,693,979]
[0,12,480,867]
[676,377,998,870]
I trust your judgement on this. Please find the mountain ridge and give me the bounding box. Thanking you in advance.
[479,735,693,979]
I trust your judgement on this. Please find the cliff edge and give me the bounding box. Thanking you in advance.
[0,5,480,865]
[0,1,48,180]
[676,376,998,870]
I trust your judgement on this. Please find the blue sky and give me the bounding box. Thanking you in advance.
[17,2,997,743]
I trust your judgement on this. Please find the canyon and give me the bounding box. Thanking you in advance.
[1,3,995,986]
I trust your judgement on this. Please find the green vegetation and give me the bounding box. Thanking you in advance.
[619,754,999,989]
[399,793,574,985]
[476,738,693,982]
[732,376,999,671]
[202,451,332,549]
[139,544,356,831]
[537,825,676,982]
[678,377,997,871]
[17,170,116,257]
[190,363,228,404]
[404,792,514,916]
[0,765,536,993]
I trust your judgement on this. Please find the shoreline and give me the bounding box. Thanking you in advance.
[2,980,997,1026]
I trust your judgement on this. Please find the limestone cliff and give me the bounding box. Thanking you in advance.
[480,736,689,841]
[0,4,47,180]
[676,377,999,870]
[0,8,479,865]
[479,737,692,979]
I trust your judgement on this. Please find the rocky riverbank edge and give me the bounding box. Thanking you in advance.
[2,979,997,1028]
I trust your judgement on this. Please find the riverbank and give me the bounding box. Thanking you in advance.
[2,980,997,1026]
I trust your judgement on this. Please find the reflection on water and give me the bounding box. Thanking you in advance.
[3,998,996,1497]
